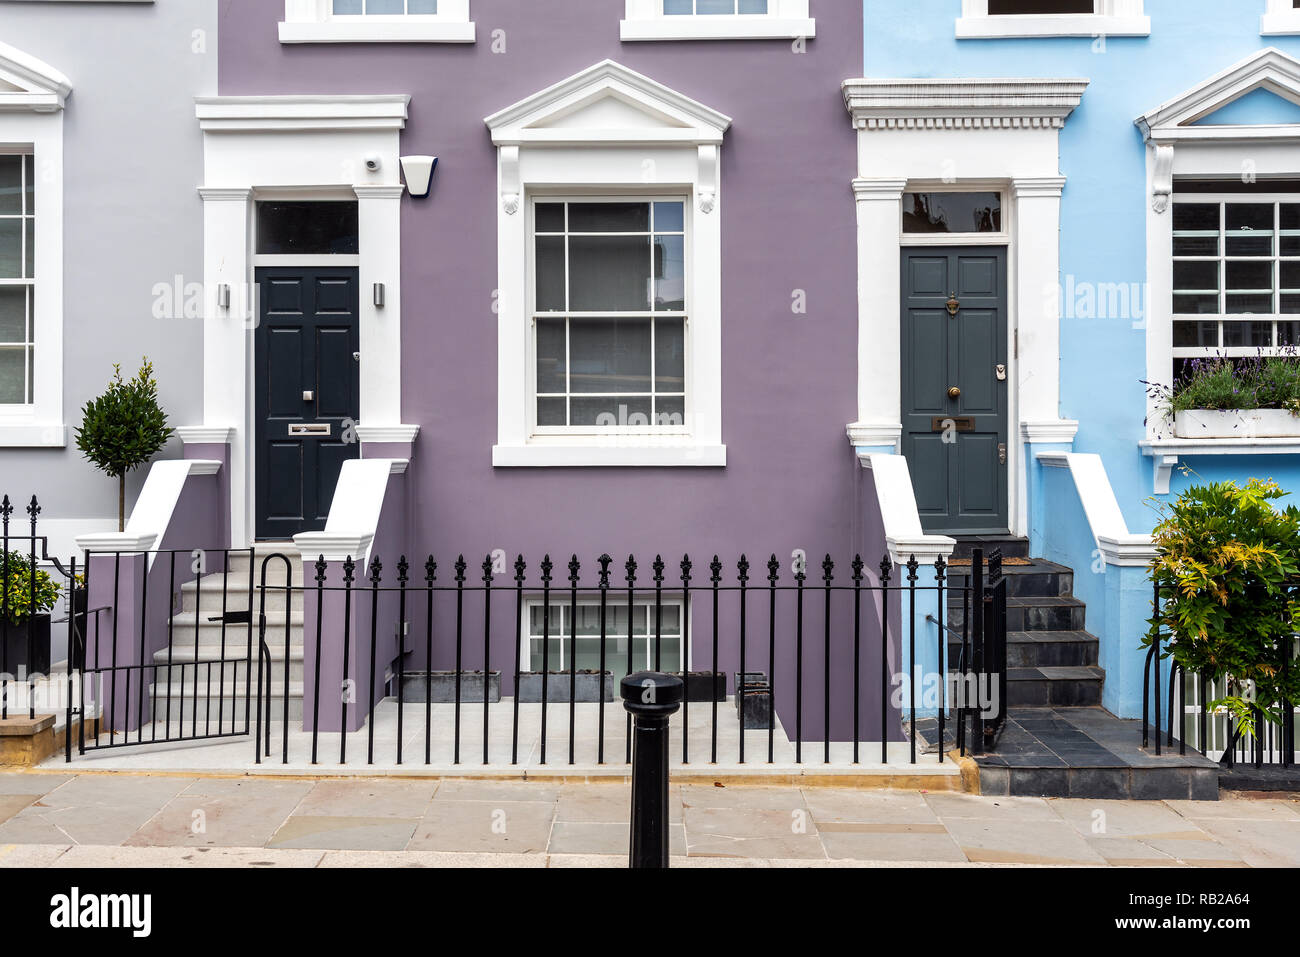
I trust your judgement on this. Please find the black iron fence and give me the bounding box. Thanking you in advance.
[1146,581,1298,768]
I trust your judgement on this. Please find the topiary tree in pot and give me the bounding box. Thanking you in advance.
[1145,478,1300,745]
[1,548,62,674]
[75,359,172,532]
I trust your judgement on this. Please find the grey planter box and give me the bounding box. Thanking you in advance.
[735,672,772,730]
[2,614,51,676]
[671,671,726,702]
[517,671,614,703]
[400,671,501,704]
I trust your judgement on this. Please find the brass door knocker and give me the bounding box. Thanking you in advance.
[946,294,961,317]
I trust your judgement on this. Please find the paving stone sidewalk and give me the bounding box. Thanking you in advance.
[0,773,1298,867]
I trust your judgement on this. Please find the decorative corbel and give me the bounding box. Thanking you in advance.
[697,144,718,214]
[1151,144,1174,214]
[501,146,520,216]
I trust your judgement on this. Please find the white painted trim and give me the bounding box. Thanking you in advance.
[1021,420,1079,444]
[196,95,410,132]
[1263,0,1300,35]
[355,424,420,443]
[74,532,158,556]
[620,0,812,42]
[292,457,403,564]
[492,444,726,469]
[846,421,902,451]
[0,40,72,112]
[843,78,1089,131]
[858,453,957,566]
[1140,437,1300,494]
[279,0,474,44]
[77,459,220,564]
[177,426,235,445]
[486,62,729,467]
[197,97,409,545]
[956,0,1148,39]
[0,424,65,447]
[1036,451,1154,565]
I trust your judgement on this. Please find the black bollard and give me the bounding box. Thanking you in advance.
[621,671,683,869]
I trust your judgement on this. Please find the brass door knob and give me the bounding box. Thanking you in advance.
[948,387,961,400]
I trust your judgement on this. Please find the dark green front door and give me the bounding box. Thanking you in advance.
[901,247,1009,535]
[254,267,361,542]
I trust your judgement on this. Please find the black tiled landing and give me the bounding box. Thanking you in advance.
[915,707,1221,800]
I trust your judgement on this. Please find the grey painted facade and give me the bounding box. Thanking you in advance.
[1,0,216,549]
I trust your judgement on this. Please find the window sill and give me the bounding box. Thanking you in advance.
[955,15,1150,38]
[493,443,727,468]
[278,20,476,44]
[0,422,67,448]
[620,17,815,41]
[1141,436,1300,493]
[1262,12,1300,35]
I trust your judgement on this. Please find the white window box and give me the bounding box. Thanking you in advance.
[956,0,1149,38]
[279,0,475,44]
[1173,409,1300,440]
[1263,0,1300,35]
[620,0,813,41]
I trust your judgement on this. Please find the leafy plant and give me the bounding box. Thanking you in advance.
[1145,479,1300,737]
[75,359,172,532]
[0,551,61,626]
[1147,351,1300,422]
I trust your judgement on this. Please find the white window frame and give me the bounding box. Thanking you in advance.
[1263,0,1300,36]
[278,0,475,44]
[620,0,815,41]
[486,60,730,468]
[521,597,686,675]
[1170,191,1300,363]
[0,42,68,448]
[956,0,1149,39]
[528,195,693,439]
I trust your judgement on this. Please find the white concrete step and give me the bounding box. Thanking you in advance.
[179,573,305,616]
[151,643,305,684]
[165,611,303,646]
[148,681,304,724]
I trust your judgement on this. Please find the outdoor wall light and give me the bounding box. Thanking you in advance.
[373,283,385,308]
[400,155,438,199]
[217,284,231,310]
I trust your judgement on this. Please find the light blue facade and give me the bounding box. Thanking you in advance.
[864,0,1300,717]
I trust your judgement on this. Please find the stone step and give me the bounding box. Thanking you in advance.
[948,631,1099,669]
[944,559,1074,598]
[179,573,304,615]
[164,612,304,646]
[1007,666,1105,707]
[148,681,304,724]
[949,537,1031,561]
[950,595,1087,633]
[151,644,304,684]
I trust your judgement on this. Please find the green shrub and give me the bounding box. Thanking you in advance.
[75,359,172,532]
[0,551,61,626]
[1145,479,1300,736]
[1151,354,1300,420]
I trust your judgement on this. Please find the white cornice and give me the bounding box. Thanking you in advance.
[843,78,1088,132]
[292,532,375,565]
[0,40,71,113]
[847,422,902,449]
[1021,419,1079,444]
[177,426,236,445]
[355,424,420,444]
[1097,534,1156,567]
[851,178,908,201]
[485,59,732,148]
[196,95,410,133]
[75,532,158,556]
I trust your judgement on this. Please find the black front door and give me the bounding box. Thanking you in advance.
[900,247,1009,535]
[254,267,360,541]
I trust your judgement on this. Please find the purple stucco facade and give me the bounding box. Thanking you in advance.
[219,1,888,742]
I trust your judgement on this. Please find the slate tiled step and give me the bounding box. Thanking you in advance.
[944,559,1073,598]
[949,537,1031,561]
[949,596,1088,633]
[1008,665,1104,707]
[948,631,1099,668]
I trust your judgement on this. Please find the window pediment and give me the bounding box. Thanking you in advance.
[0,40,71,113]
[1137,47,1300,142]
[485,60,731,148]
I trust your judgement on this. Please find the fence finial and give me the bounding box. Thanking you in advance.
[767,554,780,584]
[852,554,864,584]
[315,555,327,584]
[454,555,467,583]
[426,556,438,583]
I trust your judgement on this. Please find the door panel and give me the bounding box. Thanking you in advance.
[900,247,1009,534]
[255,267,360,541]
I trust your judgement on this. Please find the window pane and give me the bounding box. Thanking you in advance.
[24,218,32,279]
[1173,203,1220,256]
[655,318,685,393]
[0,347,25,404]
[1223,321,1272,347]
[1225,204,1274,256]
[988,0,1093,12]
[1283,205,1300,254]
[0,220,20,278]
[0,287,25,342]
[653,236,685,311]
[1174,294,1220,314]
[697,0,736,13]
[1280,321,1300,344]
[0,157,20,216]
[738,0,768,11]
[1173,260,1218,294]
[664,0,693,12]
[408,0,439,12]
[535,236,566,312]
[1282,261,1300,291]
[366,0,404,13]
[903,192,1001,233]
[657,397,685,425]
[334,0,363,13]
[654,202,685,233]
[568,203,649,233]
[535,203,565,233]
[569,319,652,395]
[23,155,33,214]
[536,318,566,394]
[1226,259,1272,293]
[1226,293,1272,313]
[1173,321,1218,348]
[537,397,567,426]
[256,202,359,255]
[571,396,653,427]
[569,236,652,312]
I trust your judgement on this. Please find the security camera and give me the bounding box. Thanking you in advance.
[364,154,382,173]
